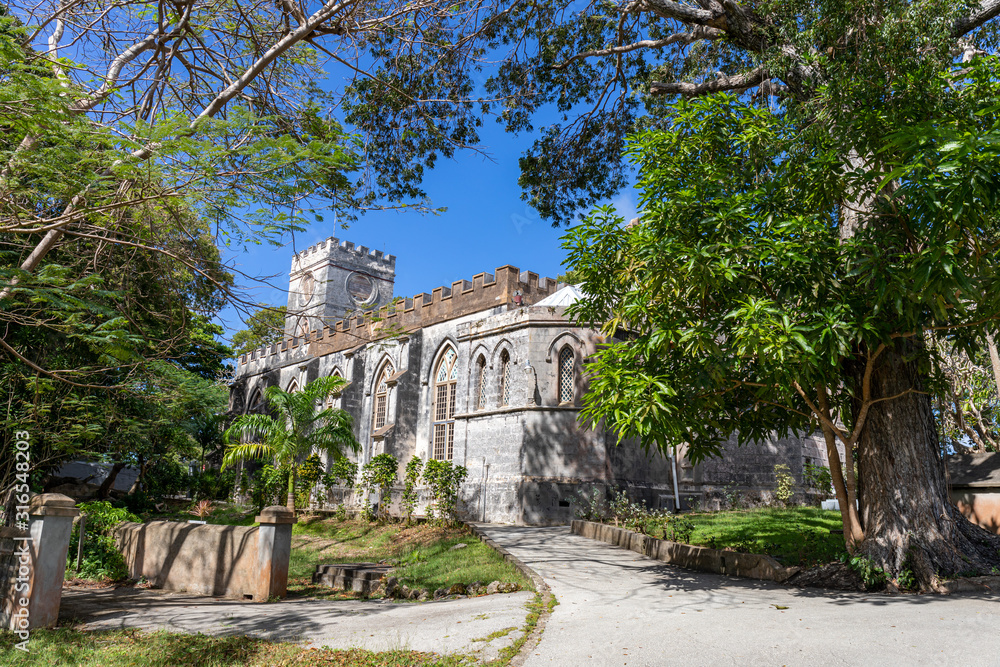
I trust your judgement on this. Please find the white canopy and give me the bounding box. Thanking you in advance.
[534,284,585,307]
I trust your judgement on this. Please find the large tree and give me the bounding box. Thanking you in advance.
[560,57,1000,589]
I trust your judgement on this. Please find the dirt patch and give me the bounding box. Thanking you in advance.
[785,562,866,591]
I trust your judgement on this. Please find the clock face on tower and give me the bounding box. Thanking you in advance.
[298,272,315,306]
[347,272,377,306]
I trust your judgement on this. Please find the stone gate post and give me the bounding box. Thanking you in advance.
[22,494,79,629]
[254,506,296,601]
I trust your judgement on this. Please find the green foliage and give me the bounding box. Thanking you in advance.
[298,454,325,489]
[565,65,1000,469]
[804,463,834,497]
[421,460,468,526]
[571,487,608,522]
[0,627,471,666]
[192,468,238,502]
[401,456,424,523]
[843,554,889,591]
[774,465,796,506]
[249,464,289,514]
[359,453,398,522]
[67,501,141,582]
[223,376,358,512]
[323,458,358,489]
[231,306,287,357]
[69,534,130,582]
[77,501,141,536]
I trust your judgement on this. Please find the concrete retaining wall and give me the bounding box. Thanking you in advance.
[115,506,295,600]
[570,520,799,583]
[950,490,1000,535]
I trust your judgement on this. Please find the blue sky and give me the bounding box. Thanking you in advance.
[217,106,638,339]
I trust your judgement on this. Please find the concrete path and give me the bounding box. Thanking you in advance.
[479,525,1000,667]
[60,586,533,661]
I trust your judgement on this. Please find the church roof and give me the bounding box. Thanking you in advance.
[534,284,584,308]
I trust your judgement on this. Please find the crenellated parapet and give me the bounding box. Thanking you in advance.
[239,264,561,370]
[291,237,396,272]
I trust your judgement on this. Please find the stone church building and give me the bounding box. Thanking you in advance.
[229,237,831,524]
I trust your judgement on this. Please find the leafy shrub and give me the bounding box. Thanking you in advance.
[661,514,695,543]
[189,499,214,520]
[422,459,468,525]
[360,453,398,521]
[803,462,833,497]
[774,464,795,506]
[323,457,358,489]
[70,534,130,581]
[842,553,888,590]
[78,501,141,535]
[295,454,325,508]
[572,487,608,522]
[68,501,141,582]
[250,464,289,513]
[192,467,237,501]
[401,456,424,523]
[143,458,189,498]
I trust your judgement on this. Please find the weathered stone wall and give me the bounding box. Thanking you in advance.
[678,432,834,510]
[115,507,294,600]
[116,521,259,598]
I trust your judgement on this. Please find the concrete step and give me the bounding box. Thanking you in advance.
[312,563,393,594]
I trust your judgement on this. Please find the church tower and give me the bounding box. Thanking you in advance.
[285,238,396,337]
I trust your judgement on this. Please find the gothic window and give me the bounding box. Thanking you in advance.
[558,346,575,404]
[324,370,343,412]
[474,355,487,410]
[286,379,299,393]
[247,389,264,414]
[499,349,511,407]
[373,362,393,432]
[432,347,458,460]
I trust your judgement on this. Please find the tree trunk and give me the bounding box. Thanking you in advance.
[852,341,1000,590]
[286,467,296,516]
[97,462,125,500]
[986,333,1000,405]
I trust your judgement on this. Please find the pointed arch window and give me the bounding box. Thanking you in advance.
[247,388,264,414]
[499,349,511,407]
[324,370,343,412]
[432,347,458,460]
[558,346,575,404]
[474,355,487,410]
[373,362,393,432]
[286,379,299,393]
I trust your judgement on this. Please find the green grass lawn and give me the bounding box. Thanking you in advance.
[288,517,533,598]
[634,507,846,567]
[0,628,471,667]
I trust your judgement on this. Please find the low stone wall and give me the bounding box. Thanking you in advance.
[950,490,1000,534]
[115,506,295,600]
[570,520,799,583]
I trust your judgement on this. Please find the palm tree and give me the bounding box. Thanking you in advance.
[222,375,358,514]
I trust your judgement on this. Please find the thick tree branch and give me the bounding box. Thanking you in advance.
[634,0,725,27]
[954,0,1000,37]
[649,66,767,96]
[553,26,723,70]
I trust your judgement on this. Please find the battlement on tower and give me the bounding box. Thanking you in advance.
[292,237,396,271]
[239,265,561,368]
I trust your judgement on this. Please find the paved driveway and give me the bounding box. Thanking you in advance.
[479,525,1000,667]
[60,586,533,661]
